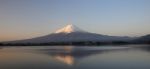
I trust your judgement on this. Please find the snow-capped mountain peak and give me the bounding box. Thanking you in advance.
[55,24,84,33]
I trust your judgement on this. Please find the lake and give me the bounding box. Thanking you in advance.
[0,45,150,69]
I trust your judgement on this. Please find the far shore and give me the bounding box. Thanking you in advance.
[0,41,149,46]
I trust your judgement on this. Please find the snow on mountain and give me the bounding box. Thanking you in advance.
[55,24,85,33]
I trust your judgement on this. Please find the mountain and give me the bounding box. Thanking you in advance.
[5,24,133,44]
[134,34,150,43]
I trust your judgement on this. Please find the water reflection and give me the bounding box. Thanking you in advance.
[131,45,150,52]
[0,45,150,69]
[38,46,129,66]
[54,55,74,65]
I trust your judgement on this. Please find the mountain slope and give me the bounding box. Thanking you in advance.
[5,24,133,43]
[134,34,150,43]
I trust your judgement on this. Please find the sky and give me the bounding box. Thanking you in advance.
[0,0,150,41]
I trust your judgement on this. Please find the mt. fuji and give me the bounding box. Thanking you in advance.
[6,24,133,43]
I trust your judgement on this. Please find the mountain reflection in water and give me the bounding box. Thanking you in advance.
[54,55,74,65]
[0,45,150,69]
[36,46,129,65]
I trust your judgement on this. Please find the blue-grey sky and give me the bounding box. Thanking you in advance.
[0,0,150,41]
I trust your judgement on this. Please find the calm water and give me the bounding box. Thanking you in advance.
[0,45,150,69]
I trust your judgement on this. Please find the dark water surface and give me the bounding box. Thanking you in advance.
[0,45,150,69]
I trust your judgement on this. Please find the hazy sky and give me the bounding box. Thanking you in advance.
[0,0,150,41]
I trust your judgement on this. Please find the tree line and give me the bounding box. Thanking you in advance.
[0,41,133,46]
